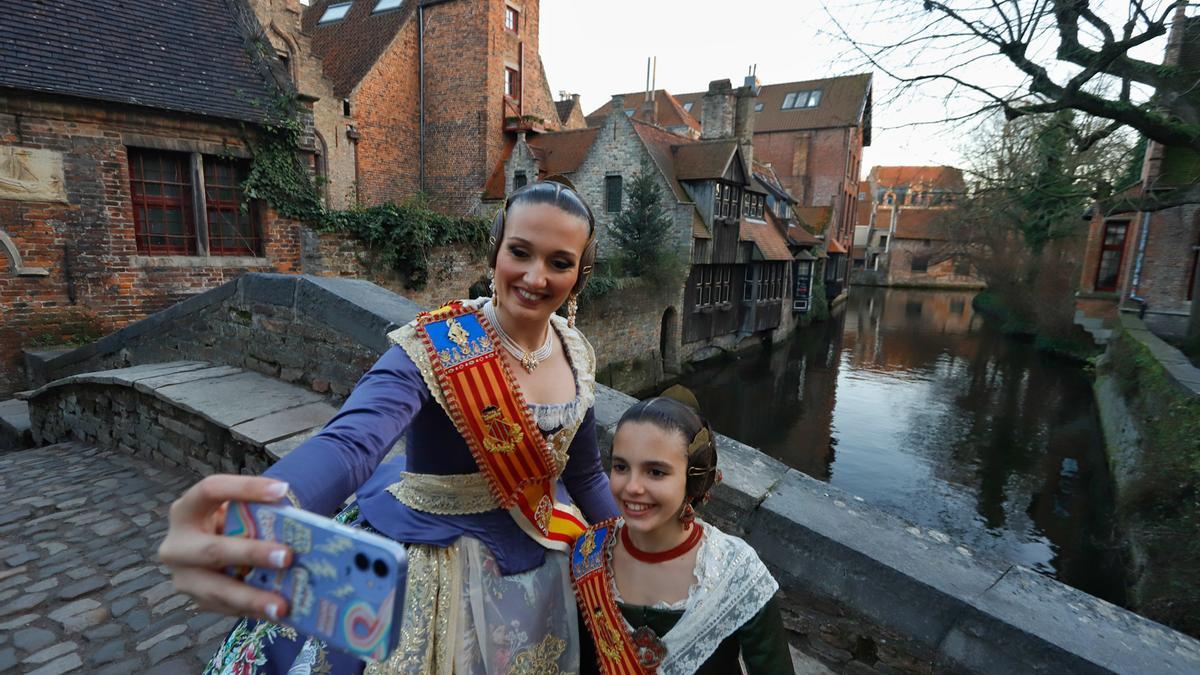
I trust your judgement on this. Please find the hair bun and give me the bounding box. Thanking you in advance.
[658,384,701,414]
[540,174,578,191]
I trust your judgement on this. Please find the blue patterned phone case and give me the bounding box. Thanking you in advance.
[224,502,407,663]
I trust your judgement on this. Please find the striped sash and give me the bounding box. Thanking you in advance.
[412,301,586,551]
[571,520,657,674]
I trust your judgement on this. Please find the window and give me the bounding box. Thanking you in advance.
[374,0,402,12]
[203,158,260,256]
[718,266,731,304]
[504,5,518,31]
[624,109,635,116]
[127,148,262,257]
[682,102,693,112]
[910,257,929,273]
[754,102,764,112]
[1094,220,1129,291]
[605,175,622,213]
[950,300,965,315]
[743,266,755,301]
[504,67,520,99]
[781,89,822,109]
[342,98,351,117]
[513,171,527,189]
[319,2,351,23]
[879,235,887,248]
[129,149,196,255]
[700,267,712,306]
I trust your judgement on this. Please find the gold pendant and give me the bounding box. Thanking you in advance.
[520,351,539,372]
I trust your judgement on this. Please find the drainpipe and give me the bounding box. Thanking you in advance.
[417,0,459,194]
[1128,210,1151,317]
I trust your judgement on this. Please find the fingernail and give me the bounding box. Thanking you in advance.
[265,603,281,622]
[268,549,288,569]
[265,482,289,500]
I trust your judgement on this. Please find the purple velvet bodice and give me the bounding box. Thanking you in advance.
[263,345,618,575]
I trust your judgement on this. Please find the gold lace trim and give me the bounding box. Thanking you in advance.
[509,633,568,675]
[365,542,462,675]
[385,472,498,515]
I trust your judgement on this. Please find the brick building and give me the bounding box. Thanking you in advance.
[0,0,318,398]
[301,0,566,215]
[588,74,873,302]
[504,78,805,390]
[1076,9,1200,340]
[864,166,982,288]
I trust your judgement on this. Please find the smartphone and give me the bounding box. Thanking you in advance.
[224,501,407,663]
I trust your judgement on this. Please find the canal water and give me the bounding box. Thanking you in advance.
[679,287,1126,605]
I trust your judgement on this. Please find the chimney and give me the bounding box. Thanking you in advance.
[734,74,761,175]
[572,93,581,105]
[700,79,735,140]
[609,94,626,120]
[640,94,658,125]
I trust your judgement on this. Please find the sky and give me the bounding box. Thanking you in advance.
[538,0,1177,179]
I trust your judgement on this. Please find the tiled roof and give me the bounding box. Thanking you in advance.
[740,219,792,261]
[673,140,739,180]
[526,127,600,176]
[674,73,872,133]
[303,0,414,99]
[827,236,848,254]
[886,207,953,240]
[869,166,966,192]
[584,90,700,132]
[628,118,695,203]
[0,0,278,123]
[785,220,821,246]
[752,162,794,202]
[555,100,575,124]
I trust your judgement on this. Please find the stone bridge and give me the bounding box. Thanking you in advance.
[3,273,1200,674]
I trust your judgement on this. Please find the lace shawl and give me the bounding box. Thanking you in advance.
[654,523,779,675]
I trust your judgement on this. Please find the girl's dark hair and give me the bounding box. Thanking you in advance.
[617,397,719,508]
[487,178,597,294]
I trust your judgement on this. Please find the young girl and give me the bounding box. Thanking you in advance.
[571,393,795,674]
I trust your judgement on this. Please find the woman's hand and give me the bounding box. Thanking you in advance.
[157,475,294,622]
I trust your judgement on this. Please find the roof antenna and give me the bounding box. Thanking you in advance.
[645,57,651,101]
[651,56,656,101]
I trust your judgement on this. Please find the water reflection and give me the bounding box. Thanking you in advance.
[681,287,1125,604]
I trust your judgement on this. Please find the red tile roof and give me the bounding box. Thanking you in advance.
[827,236,848,254]
[674,73,872,133]
[740,219,793,261]
[303,0,414,99]
[628,118,696,203]
[887,207,953,240]
[673,140,739,180]
[786,222,822,246]
[584,90,700,132]
[795,206,833,231]
[526,127,601,177]
[869,166,965,192]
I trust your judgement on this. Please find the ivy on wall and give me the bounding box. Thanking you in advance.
[240,93,488,289]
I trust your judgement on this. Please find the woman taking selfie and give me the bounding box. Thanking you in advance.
[571,392,794,674]
[159,179,619,674]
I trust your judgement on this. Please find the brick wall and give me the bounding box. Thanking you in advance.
[0,94,305,398]
[885,239,983,288]
[353,19,421,207]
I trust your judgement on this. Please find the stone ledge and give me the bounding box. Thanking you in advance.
[0,398,32,450]
[1119,314,1200,396]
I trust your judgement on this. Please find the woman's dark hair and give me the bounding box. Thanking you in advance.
[616,397,719,509]
[487,178,597,295]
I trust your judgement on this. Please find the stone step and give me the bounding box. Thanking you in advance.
[0,398,32,451]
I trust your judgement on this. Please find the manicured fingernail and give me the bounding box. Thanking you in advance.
[266,603,281,621]
[265,482,289,500]
[268,549,288,569]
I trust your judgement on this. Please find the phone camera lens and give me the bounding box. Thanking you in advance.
[373,559,389,577]
[354,553,369,570]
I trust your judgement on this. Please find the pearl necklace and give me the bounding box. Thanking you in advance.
[483,300,553,372]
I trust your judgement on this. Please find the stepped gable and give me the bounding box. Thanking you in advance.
[0,0,277,122]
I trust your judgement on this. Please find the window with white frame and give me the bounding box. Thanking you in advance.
[781,89,822,110]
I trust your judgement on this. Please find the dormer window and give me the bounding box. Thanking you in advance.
[781,89,822,110]
[319,2,352,23]
[374,0,402,12]
[682,102,693,112]
[505,5,519,32]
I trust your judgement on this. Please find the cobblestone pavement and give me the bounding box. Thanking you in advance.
[0,443,235,674]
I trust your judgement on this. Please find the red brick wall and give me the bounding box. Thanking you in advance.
[352,19,421,207]
[0,95,304,397]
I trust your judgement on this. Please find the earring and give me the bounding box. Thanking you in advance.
[679,503,696,530]
[566,292,578,328]
[488,270,498,307]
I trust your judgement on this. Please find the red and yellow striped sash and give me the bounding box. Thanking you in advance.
[413,301,586,551]
[571,521,657,674]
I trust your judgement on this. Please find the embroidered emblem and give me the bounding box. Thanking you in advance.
[632,626,667,668]
[481,405,523,454]
[580,527,596,561]
[446,317,469,350]
[593,606,626,662]
[534,495,553,533]
[508,633,567,674]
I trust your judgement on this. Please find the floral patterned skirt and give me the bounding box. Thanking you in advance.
[204,506,579,675]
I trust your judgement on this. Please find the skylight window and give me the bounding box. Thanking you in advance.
[319,2,352,23]
[374,0,402,12]
[754,102,764,112]
[682,102,693,112]
[781,90,822,110]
